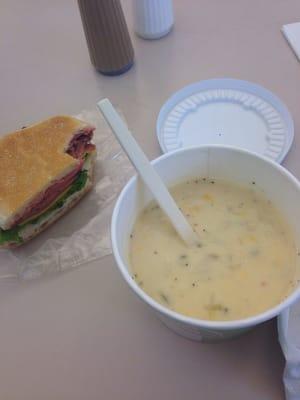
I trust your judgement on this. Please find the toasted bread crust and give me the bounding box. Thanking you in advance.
[0,116,93,228]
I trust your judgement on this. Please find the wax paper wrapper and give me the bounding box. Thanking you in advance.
[278,301,300,400]
[0,108,133,279]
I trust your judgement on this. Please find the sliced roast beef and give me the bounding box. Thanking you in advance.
[67,128,95,159]
[13,160,83,226]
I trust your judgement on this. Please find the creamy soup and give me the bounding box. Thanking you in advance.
[129,179,298,321]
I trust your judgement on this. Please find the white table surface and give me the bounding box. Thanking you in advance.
[1,1,300,398]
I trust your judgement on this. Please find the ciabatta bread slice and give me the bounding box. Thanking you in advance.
[0,116,95,230]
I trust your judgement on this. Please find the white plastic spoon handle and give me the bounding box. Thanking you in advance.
[97,98,198,246]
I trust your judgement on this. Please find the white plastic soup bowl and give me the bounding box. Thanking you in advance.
[111,146,300,342]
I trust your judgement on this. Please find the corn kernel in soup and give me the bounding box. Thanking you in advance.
[129,179,298,321]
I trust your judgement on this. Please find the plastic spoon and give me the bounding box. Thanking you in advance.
[97,98,199,246]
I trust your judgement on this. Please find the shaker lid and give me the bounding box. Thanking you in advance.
[156,78,294,163]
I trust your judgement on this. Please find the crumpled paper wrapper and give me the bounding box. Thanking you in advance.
[0,109,133,279]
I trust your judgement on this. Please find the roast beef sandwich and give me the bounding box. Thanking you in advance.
[0,116,96,248]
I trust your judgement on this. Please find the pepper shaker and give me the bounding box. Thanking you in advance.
[78,0,134,75]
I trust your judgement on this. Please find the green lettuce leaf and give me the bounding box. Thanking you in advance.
[0,226,22,245]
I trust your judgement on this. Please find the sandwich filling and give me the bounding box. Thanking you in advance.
[0,127,95,245]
